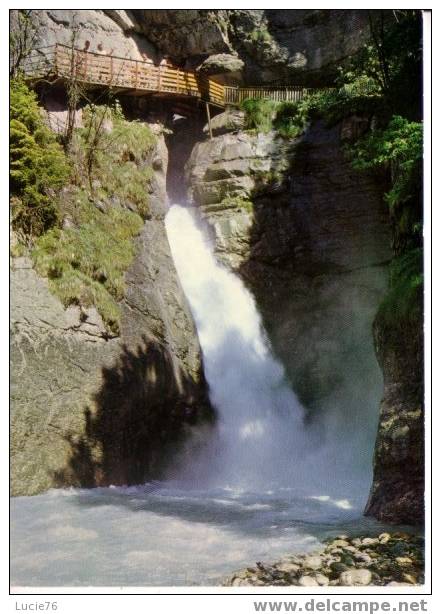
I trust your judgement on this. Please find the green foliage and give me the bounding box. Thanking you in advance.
[31,101,156,333]
[74,103,156,219]
[363,11,422,119]
[350,115,423,251]
[273,101,309,139]
[10,10,38,77]
[249,28,272,44]
[377,248,423,326]
[10,78,70,236]
[11,90,155,333]
[301,77,383,126]
[240,98,277,133]
[32,189,143,333]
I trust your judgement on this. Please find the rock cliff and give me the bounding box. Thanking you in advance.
[187,114,394,495]
[10,9,424,526]
[10,128,211,496]
[365,303,424,524]
[26,9,380,85]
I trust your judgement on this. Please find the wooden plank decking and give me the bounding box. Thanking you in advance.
[24,44,319,108]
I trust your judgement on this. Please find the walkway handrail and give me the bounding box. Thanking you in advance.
[23,44,327,108]
[24,44,226,107]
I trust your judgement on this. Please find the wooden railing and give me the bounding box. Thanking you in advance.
[24,44,226,107]
[24,44,324,108]
[224,85,315,105]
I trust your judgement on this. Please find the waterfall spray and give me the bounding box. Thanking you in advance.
[165,204,376,503]
[165,205,312,490]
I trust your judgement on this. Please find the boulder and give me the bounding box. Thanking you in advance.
[339,569,372,586]
[203,110,246,137]
[197,53,245,84]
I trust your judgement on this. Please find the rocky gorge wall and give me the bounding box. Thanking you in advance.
[10,9,424,525]
[23,9,379,86]
[10,127,211,496]
[365,303,424,525]
[185,111,424,519]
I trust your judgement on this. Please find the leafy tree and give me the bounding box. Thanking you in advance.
[351,115,423,253]
[9,9,38,77]
[10,78,70,237]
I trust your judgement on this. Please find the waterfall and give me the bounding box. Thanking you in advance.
[165,204,374,503]
[10,204,386,588]
[165,205,315,491]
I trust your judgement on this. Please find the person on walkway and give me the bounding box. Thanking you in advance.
[96,43,114,83]
[75,40,90,80]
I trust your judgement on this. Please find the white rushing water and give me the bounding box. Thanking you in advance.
[165,204,308,491]
[11,204,385,588]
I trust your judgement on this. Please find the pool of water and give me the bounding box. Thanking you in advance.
[11,482,393,587]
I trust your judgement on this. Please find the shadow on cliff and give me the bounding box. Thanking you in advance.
[53,335,213,489]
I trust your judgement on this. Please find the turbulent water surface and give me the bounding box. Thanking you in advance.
[12,484,392,587]
[11,205,385,587]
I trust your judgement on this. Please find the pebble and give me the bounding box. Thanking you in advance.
[379,533,391,544]
[354,552,372,564]
[340,554,355,567]
[361,537,379,546]
[277,562,300,574]
[330,562,349,574]
[339,569,372,586]
[342,545,358,553]
[332,539,350,548]
[298,575,319,587]
[303,556,323,570]
[223,532,424,587]
[314,573,330,586]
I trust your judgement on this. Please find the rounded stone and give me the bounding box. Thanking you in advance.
[332,539,350,548]
[314,573,330,586]
[379,532,391,544]
[361,537,379,547]
[298,575,319,587]
[303,555,323,570]
[277,562,300,574]
[354,552,372,564]
[339,569,372,586]
[330,562,349,574]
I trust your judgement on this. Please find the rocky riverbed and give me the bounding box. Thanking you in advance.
[223,532,424,587]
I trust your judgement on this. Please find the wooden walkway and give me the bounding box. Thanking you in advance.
[25,44,318,109]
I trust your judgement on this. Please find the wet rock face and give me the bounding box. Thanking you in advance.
[27,9,157,60]
[187,121,390,442]
[226,9,374,85]
[186,127,295,269]
[130,10,233,59]
[24,9,387,86]
[10,128,211,496]
[188,119,424,526]
[129,9,375,84]
[364,305,424,525]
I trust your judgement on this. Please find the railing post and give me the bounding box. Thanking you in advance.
[158,64,162,91]
[53,44,58,75]
[205,102,213,140]
[135,60,139,89]
[109,56,113,85]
